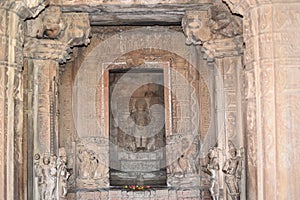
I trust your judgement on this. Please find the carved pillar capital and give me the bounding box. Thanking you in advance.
[24,6,90,63]
[182,2,243,60]
[202,35,244,60]
[24,38,70,63]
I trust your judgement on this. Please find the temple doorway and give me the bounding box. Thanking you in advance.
[109,68,167,186]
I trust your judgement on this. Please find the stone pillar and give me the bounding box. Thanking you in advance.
[224,0,300,199]
[182,3,245,199]
[0,1,47,199]
[205,36,245,199]
[24,6,90,199]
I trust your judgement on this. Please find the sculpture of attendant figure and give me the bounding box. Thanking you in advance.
[34,154,49,200]
[206,147,220,200]
[222,141,242,200]
[57,150,70,198]
[47,155,57,200]
[78,149,91,179]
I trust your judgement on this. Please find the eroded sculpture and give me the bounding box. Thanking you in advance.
[182,3,242,45]
[222,141,243,200]
[34,148,70,200]
[203,145,220,200]
[77,147,109,187]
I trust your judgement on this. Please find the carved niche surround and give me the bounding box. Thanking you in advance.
[70,28,212,194]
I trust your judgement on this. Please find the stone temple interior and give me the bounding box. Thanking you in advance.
[0,0,300,200]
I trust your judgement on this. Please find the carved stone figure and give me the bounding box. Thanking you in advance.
[57,149,70,198]
[128,98,151,151]
[77,149,92,179]
[203,146,220,200]
[208,3,242,39]
[37,6,65,39]
[178,140,199,176]
[222,141,243,200]
[182,10,212,45]
[34,154,48,200]
[182,3,242,46]
[77,148,108,181]
[34,151,70,200]
[47,155,58,200]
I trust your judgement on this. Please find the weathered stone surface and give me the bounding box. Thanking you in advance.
[51,0,212,25]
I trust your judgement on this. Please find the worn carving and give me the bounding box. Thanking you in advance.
[202,145,220,200]
[222,141,243,200]
[34,148,71,200]
[75,137,109,188]
[209,3,242,39]
[182,3,242,46]
[25,8,90,63]
[36,6,65,39]
[167,138,200,187]
[182,10,212,45]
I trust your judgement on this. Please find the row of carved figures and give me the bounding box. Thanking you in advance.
[203,141,243,200]
[34,148,70,200]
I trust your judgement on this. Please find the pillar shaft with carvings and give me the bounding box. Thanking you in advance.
[24,6,90,199]
[182,3,245,199]
[0,1,47,199]
[224,0,300,199]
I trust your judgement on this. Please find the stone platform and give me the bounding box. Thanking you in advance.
[67,187,209,200]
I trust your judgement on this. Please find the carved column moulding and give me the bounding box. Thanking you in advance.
[0,1,48,200]
[24,6,91,200]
